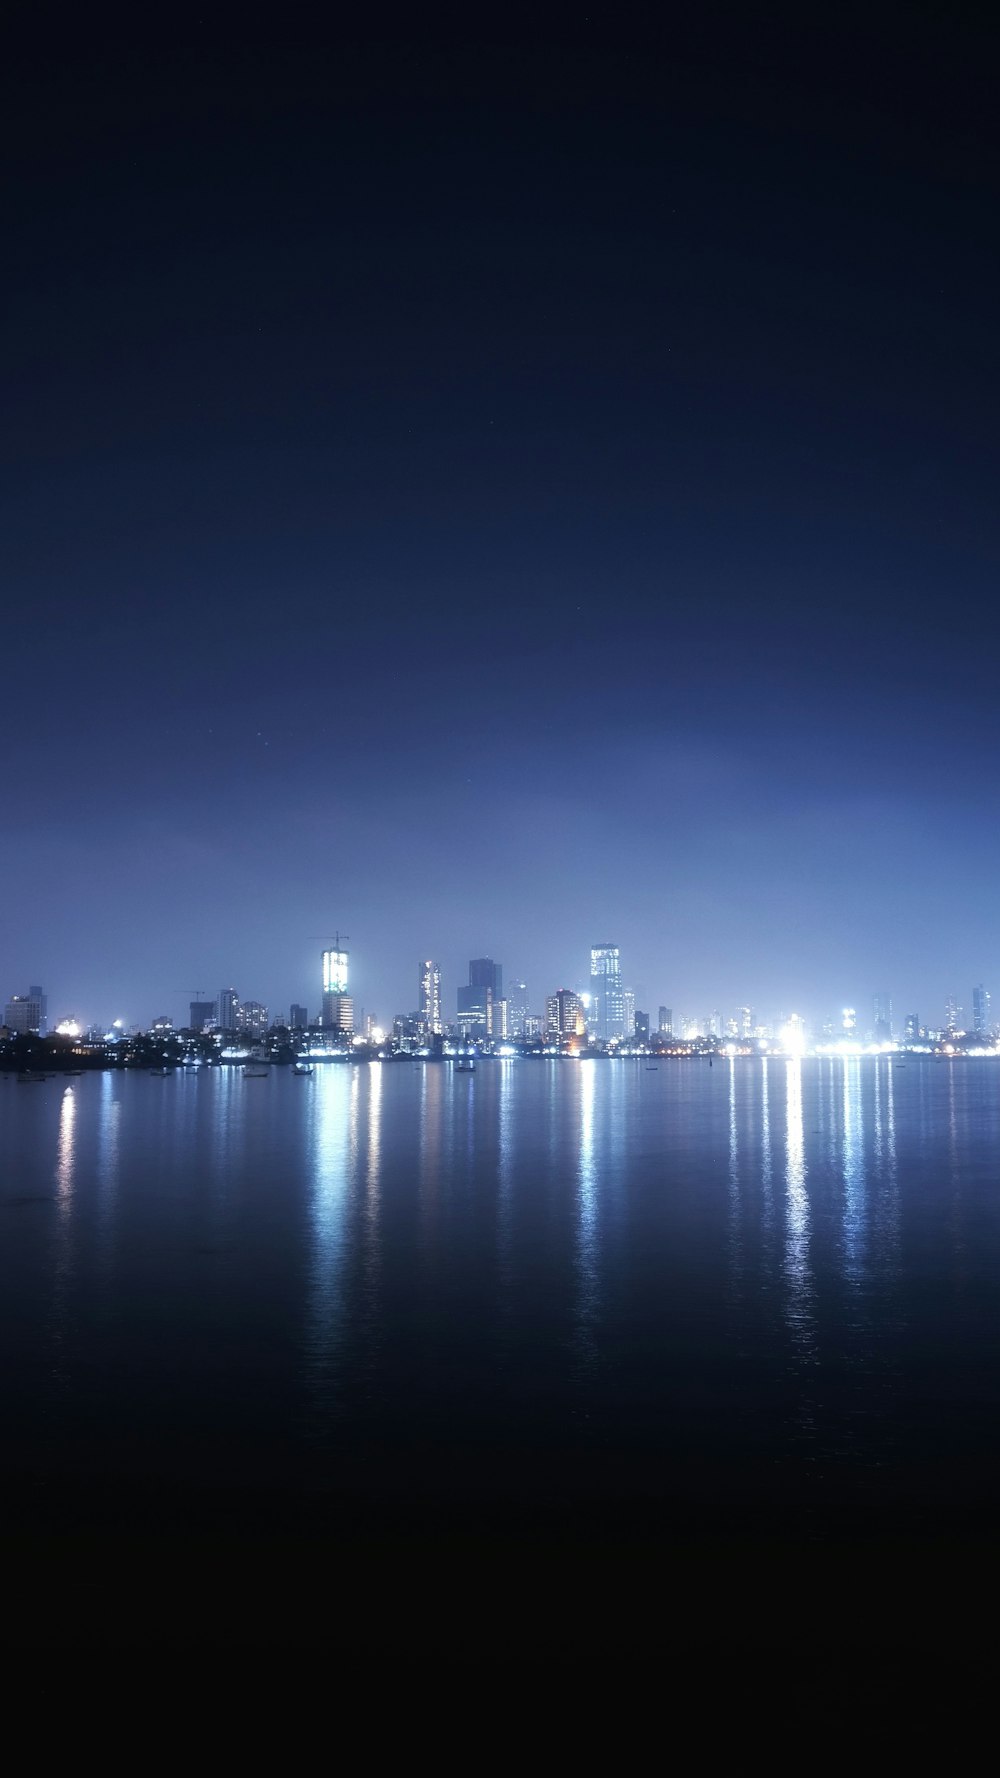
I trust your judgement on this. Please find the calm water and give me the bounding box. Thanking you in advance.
[5,1054,1000,1650]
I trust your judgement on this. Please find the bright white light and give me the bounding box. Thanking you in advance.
[55,1018,81,1038]
[780,1015,807,1058]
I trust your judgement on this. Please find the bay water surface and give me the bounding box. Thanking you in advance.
[4,1054,999,1655]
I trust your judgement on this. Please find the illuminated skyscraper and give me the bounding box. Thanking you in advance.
[461,958,502,1038]
[217,987,240,1031]
[506,979,529,1037]
[419,960,442,1033]
[545,989,585,1041]
[944,996,961,1034]
[241,1000,269,1039]
[658,1006,672,1035]
[973,985,991,1036]
[590,945,625,1040]
[322,943,353,1033]
[873,993,892,1041]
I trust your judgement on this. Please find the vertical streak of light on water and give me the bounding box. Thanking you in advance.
[363,1060,383,1342]
[496,1056,515,1299]
[419,1062,445,1257]
[760,1056,774,1242]
[575,1058,599,1370]
[783,1059,817,1407]
[304,1069,356,1428]
[727,1056,742,1306]
[842,1056,865,1289]
[50,1085,78,1395]
[96,1071,121,1279]
[947,1062,966,1272]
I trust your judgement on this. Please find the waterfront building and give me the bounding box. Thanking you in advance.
[29,985,48,1035]
[506,979,529,1037]
[842,1007,857,1033]
[217,987,240,1031]
[419,960,442,1033]
[241,1000,269,1039]
[4,990,45,1035]
[290,1003,309,1030]
[635,1010,650,1041]
[546,989,586,1041]
[189,1000,216,1032]
[590,944,625,1040]
[904,1013,920,1041]
[973,985,991,1037]
[321,942,353,1034]
[873,993,892,1041]
[322,993,354,1035]
[460,959,502,1037]
[456,984,489,1038]
[469,958,502,1000]
[623,989,636,1037]
[944,996,962,1034]
[658,1006,672,1036]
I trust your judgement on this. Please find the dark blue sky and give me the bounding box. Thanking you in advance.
[4,12,998,1030]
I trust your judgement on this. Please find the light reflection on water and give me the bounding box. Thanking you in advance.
[7,1057,1000,1534]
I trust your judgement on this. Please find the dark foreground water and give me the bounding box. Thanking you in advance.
[4,1054,1000,1657]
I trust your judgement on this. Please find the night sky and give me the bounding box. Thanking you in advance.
[4,12,998,1031]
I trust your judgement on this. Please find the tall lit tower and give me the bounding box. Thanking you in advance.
[321,935,353,1034]
[419,960,442,1033]
[590,944,625,1040]
[973,985,991,1037]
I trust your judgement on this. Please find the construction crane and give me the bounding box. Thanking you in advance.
[307,933,350,951]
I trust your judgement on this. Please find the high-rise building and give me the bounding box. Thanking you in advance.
[842,1007,857,1033]
[623,989,636,1037]
[28,985,47,1035]
[873,993,892,1042]
[590,945,625,1040]
[241,1001,269,1039]
[290,1003,309,1029]
[217,987,240,1031]
[944,996,961,1034]
[419,960,442,1033]
[635,1010,650,1041]
[973,985,991,1037]
[469,958,502,999]
[545,989,585,1041]
[321,943,352,1033]
[658,1006,672,1035]
[904,1013,920,1042]
[4,990,45,1034]
[736,1006,753,1039]
[506,980,529,1037]
[189,1000,216,1032]
[456,984,489,1037]
[461,959,502,1037]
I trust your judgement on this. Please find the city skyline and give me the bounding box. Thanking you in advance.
[4,946,996,1047]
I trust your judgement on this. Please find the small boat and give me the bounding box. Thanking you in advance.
[17,1072,47,1084]
[455,1057,476,1072]
[149,1067,173,1076]
[243,1063,270,1078]
[645,1065,659,1071]
[292,1062,313,1076]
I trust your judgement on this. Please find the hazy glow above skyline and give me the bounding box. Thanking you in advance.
[3,23,996,1032]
